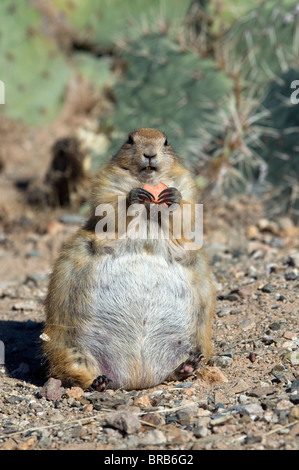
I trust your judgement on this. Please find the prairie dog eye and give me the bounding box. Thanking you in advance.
[126,135,134,145]
[164,138,169,146]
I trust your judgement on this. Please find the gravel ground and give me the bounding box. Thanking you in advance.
[0,194,298,451]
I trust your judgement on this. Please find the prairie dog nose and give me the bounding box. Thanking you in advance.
[143,149,157,159]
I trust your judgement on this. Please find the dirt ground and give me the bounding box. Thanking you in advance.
[0,112,298,451]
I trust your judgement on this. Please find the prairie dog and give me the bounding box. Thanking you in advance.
[43,128,215,390]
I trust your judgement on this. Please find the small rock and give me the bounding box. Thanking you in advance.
[140,413,165,428]
[288,405,299,422]
[283,350,299,366]
[138,429,167,447]
[133,394,152,409]
[271,364,296,384]
[260,283,275,293]
[236,287,251,298]
[210,414,233,426]
[230,308,242,315]
[269,322,283,331]
[248,386,275,398]
[239,318,255,330]
[287,252,299,267]
[13,301,37,311]
[68,424,83,438]
[216,307,230,317]
[18,436,38,450]
[26,249,43,258]
[246,225,259,239]
[59,214,86,225]
[39,332,50,342]
[219,348,235,358]
[26,273,49,286]
[276,399,293,410]
[197,366,228,383]
[166,427,192,444]
[229,379,249,395]
[291,379,299,392]
[241,403,264,418]
[248,352,257,363]
[65,386,84,400]
[1,438,17,450]
[285,272,298,281]
[283,331,297,340]
[244,434,263,445]
[197,408,212,417]
[193,425,208,438]
[105,410,141,434]
[176,410,193,426]
[213,356,233,368]
[261,334,275,345]
[39,377,62,401]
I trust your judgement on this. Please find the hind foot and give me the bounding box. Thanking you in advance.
[89,374,112,392]
[172,352,204,381]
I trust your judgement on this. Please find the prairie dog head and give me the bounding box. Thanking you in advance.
[114,128,177,181]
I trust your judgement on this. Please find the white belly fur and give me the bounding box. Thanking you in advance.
[80,251,194,388]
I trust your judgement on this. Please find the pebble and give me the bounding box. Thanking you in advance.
[176,410,193,426]
[275,400,293,410]
[239,318,256,330]
[248,352,257,363]
[260,283,275,293]
[105,410,141,435]
[133,394,152,409]
[138,430,167,447]
[283,331,297,340]
[140,413,165,428]
[26,249,43,258]
[285,272,298,281]
[290,379,299,392]
[271,364,296,384]
[193,425,208,438]
[229,379,249,395]
[213,356,233,368]
[288,406,299,422]
[241,403,264,418]
[59,214,86,225]
[39,378,62,401]
[269,322,283,331]
[65,387,84,400]
[210,414,233,426]
[12,301,37,311]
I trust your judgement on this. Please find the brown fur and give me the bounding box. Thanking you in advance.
[42,128,215,390]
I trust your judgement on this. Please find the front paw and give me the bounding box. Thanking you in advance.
[158,187,182,206]
[128,188,154,205]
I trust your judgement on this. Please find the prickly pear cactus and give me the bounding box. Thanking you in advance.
[51,0,189,48]
[108,34,234,162]
[251,67,299,218]
[0,0,71,125]
[220,0,299,99]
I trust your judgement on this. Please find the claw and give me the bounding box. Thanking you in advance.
[173,352,204,380]
[158,196,175,204]
[89,374,112,392]
[138,188,154,201]
[129,187,154,205]
[158,187,181,205]
[158,188,172,199]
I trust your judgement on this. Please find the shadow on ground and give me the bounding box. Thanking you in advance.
[0,320,46,385]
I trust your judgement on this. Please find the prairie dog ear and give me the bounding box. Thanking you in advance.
[126,133,135,145]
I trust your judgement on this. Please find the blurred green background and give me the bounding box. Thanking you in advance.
[0,0,298,218]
